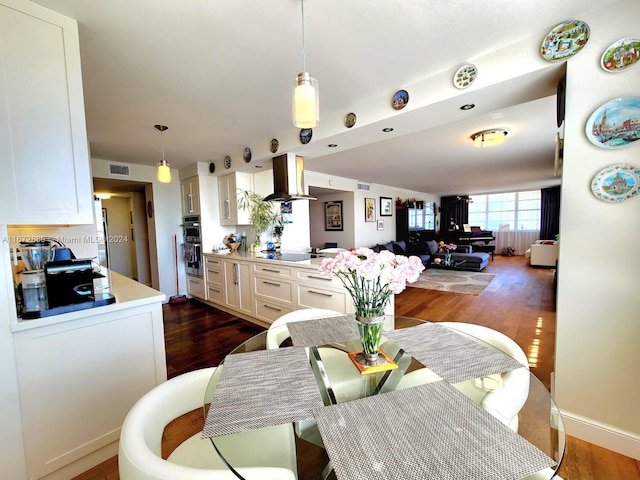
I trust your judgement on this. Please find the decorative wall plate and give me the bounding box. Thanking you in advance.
[391,90,409,110]
[591,164,640,202]
[585,97,640,149]
[269,138,279,153]
[344,112,357,128]
[224,155,231,169]
[300,128,312,144]
[243,147,252,163]
[556,74,566,127]
[209,162,215,174]
[601,37,640,72]
[540,20,590,62]
[453,64,477,89]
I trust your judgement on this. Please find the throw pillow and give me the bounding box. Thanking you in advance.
[384,242,394,253]
[426,240,439,255]
[392,240,407,254]
[371,244,381,253]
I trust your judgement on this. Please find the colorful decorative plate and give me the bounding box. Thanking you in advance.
[269,138,279,153]
[344,112,357,128]
[224,155,231,169]
[585,97,640,149]
[243,147,251,163]
[540,20,590,62]
[601,37,640,72]
[453,64,477,89]
[391,90,409,110]
[299,128,312,145]
[591,164,640,203]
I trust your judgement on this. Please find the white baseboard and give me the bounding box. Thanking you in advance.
[561,409,640,460]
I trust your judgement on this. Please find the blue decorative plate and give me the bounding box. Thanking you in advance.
[585,97,640,149]
[591,164,640,203]
[540,20,590,62]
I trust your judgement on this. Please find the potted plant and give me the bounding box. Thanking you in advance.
[237,190,283,251]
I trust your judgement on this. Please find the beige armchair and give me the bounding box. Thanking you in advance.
[527,241,558,267]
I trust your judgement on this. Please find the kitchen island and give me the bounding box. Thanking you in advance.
[198,250,380,327]
[11,271,166,480]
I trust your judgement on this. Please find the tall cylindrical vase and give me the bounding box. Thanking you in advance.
[356,315,385,363]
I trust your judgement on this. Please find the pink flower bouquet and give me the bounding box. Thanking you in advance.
[318,247,425,317]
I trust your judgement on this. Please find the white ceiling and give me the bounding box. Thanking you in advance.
[32,0,617,197]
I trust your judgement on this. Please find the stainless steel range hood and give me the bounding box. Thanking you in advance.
[263,153,317,202]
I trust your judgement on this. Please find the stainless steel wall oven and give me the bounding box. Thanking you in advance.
[182,215,203,278]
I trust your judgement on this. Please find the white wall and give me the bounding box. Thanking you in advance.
[92,158,182,298]
[555,0,640,458]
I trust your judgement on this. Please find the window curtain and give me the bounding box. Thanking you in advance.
[540,185,561,240]
[439,196,469,232]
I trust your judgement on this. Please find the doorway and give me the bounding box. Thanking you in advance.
[93,178,153,286]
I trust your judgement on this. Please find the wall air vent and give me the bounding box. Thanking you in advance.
[357,183,371,191]
[108,163,131,176]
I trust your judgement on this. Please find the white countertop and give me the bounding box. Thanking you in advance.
[11,270,165,332]
[204,249,331,269]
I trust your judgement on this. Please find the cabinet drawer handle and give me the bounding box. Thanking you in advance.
[308,290,332,297]
[209,288,220,293]
[263,281,281,287]
[306,275,332,281]
[261,268,281,273]
[264,304,282,312]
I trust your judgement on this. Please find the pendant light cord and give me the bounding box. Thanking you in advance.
[161,129,166,163]
[301,0,306,72]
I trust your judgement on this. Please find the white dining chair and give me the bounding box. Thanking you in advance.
[118,366,297,480]
[438,322,531,432]
[266,308,344,349]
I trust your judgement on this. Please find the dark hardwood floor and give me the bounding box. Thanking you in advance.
[74,255,640,480]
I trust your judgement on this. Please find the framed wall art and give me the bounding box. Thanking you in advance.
[324,201,343,231]
[380,197,393,216]
[377,220,384,231]
[365,198,376,222]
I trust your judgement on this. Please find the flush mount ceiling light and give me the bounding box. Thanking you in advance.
[471,129,508,147]
[94,192,111,200]
[155,124,171,183]
[292,0,318,128]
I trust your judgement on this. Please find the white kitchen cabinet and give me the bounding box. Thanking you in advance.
[253,264,294,324]
[218,172,253,226]
[224,258,253,316]
[187,274,205,300]
[204,254,225,306]
[12,273,166,480]
[0,0,93,225]
[181,176,201,216]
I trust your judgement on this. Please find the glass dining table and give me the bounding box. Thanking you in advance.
[202,315,565,480]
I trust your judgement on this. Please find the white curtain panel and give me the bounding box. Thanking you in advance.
[494,231,540,255]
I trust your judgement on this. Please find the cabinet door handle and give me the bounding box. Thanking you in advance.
[263,281,281,287]
[187,194,193,213]
[264,304,282,312]
[306,275,332,281]
[224,199,231,219]
[308,290,332,297]
[261,268,281,273]
[233,263,238,285]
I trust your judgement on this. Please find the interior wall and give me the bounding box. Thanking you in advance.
[555,0,640,458]
[130,192,151,285]
[92,158,182,298]
[310,191,355,249]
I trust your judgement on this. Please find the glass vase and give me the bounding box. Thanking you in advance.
[355,314,385,363]
[444,252,452,265]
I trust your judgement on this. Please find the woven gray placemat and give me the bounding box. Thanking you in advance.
[202,347,324,437]
[385,323,524,384]
[313,381,556,480]
[287,314,360,347]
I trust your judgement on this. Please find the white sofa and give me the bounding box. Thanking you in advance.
[525,240,558,267]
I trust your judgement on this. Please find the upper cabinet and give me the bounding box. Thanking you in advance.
[0,0,93,225]
[181,176,201,216]
[218,172,253,226]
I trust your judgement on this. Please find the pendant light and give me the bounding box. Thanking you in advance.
[155,124,172,183]
[292,0,319,128]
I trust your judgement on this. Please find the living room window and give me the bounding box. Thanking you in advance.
[468,190,541,231]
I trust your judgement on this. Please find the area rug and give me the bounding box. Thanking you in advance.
[410,269,496,295]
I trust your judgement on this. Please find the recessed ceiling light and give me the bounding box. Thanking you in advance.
[460,104,475,110]
[328,144,337,148]
[382,127,394,132]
